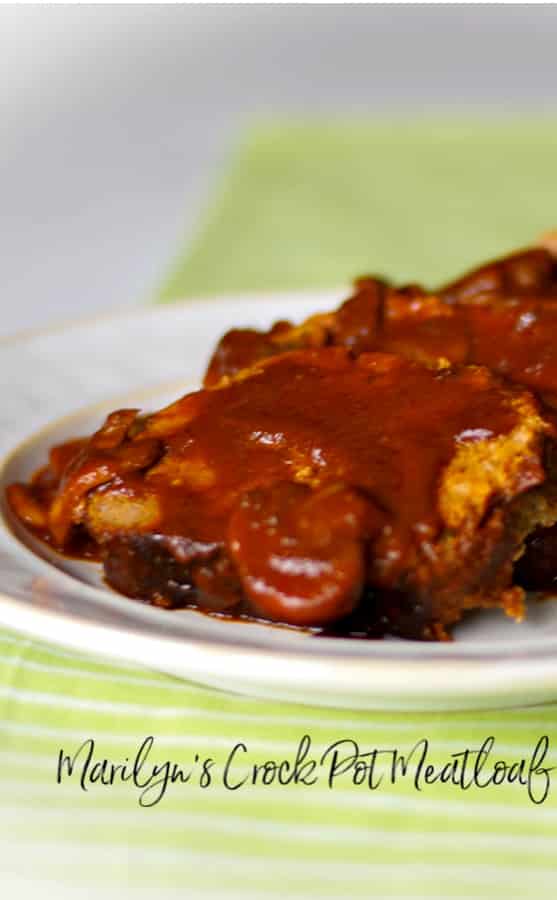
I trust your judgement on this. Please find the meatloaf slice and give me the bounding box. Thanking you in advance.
[9,348,557,640]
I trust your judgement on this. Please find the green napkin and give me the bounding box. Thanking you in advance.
[3,120,557,899]
[160,119,557,301]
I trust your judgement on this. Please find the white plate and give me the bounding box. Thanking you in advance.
[3,293,557,712]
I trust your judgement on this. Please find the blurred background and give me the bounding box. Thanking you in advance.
[2,3,557,337]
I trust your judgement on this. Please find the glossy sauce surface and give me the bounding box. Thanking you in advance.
[205,249,557,409]
[144,349,527,577]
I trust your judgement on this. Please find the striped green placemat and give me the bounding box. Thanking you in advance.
[160,119,557,299]
[3,120,557,898]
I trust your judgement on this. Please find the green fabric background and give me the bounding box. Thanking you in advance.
[160,119,557,301]
[2,120,557,898]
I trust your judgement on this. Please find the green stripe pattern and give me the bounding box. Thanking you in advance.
[1,630,556,897]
